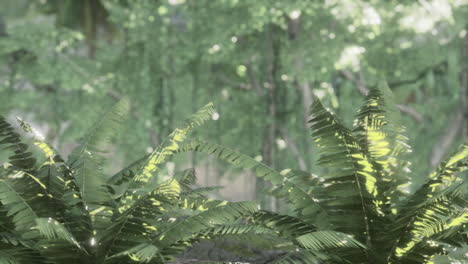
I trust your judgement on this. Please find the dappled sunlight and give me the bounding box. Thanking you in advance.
[399,0,454,33]
[335,45,366,71]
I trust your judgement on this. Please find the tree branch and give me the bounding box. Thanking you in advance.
[386,61,447,89]
[395,105,423,123]
[340,69,369,94]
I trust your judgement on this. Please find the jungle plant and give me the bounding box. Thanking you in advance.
[180,83,467,264]
[0,99,259,264]
[0,98,363,264]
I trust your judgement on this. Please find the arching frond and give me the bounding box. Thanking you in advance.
[0,172,49,233]
[251,210,317,238]
[296,231,365,251]
[178,140,326,225]
[0,116,36,171]
[158,201,258,247]
[308,96,383,249]
[107,155,148,185]
[411,144,467,206]
[34,218,82,250]
[101,178,182,259]
[107,243,162,263]
[353,83,410,169]
[389,182,467,263]
[174,168,197,191]
[390,143,468,260]
[130,103,213,186]
[67,97,130,206]
[353,84,411,203]
[0,248,44,264]
[16,117,63,165]
[200,223,272,237]
[114,103,214,223]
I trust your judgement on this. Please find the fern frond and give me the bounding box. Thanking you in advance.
[181,186,223,199]
[178,140,326,225]
[353,83,411,203]
[107,155,148,185]
[200,223,272,237]
[101,179,182,258]
[0,175,47,233]
[354,83,411,169]
[0,248,44,264]
[416,144,467,201]
[174,168,197,191]
[107,243,162,263]
[389,182,467,262]
[114,103,213,222]
[308,96,383,248]
[34,218,82,250]
[0,116,36,171]
[251,210,317,238]
[67,97,130,206]
[35,164,65,199]
[296,231,365,251]
[16,117,63,165]
[158,201,258,247]
[131,103,213,185]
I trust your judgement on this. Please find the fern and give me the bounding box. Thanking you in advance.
[175,84,467,263]
[1,85,466,264]
[178,140,327,226]
[67,96,130,206]
[158,201,258,247]
[0,116,36,171]
[1,101,237,264]
[353,83,412,205]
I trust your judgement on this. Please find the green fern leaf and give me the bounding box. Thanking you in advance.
[308,96,383,249]
[67,97,130,205]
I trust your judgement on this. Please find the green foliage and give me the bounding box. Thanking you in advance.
[181,84,467,263]
[1,99,365,264]
[1,0,467,263]
[0,102,261,264]
[1,0,466,186]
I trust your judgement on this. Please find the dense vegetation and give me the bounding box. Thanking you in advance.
[0,1,467,263]
[1,1,467,205]
[1,84,466,263]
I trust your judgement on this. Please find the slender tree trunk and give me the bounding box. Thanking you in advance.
[259,24,280,211]
[83,0,97,58]
[190,59,200,168]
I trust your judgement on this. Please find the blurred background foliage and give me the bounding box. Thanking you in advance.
[0,0,467,207]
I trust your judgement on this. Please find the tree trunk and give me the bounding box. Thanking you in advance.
[258,24,280,211]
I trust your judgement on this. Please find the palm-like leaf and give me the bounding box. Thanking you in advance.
[1,84,466,264]
[353,84,412,205]
[0,117,36,171]
[178,140,327,226]
[67,97,130,206]
[308,95,384,251]
[176,84,467,263]
[387,145,467,263]
[2,101,233,264]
